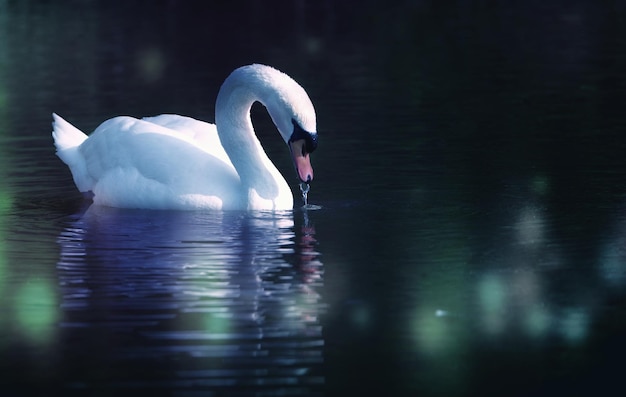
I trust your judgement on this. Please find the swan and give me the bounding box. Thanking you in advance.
[52,64,318,210]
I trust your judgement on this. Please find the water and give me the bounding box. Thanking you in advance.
[2,1,626,396]
[299,183,322,211]
[300,183,310,207]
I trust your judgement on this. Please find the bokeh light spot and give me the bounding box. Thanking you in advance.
[14,278,59,345]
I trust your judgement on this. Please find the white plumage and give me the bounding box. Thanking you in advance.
[52,64,318,210]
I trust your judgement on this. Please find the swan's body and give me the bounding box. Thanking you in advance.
[52,64,318,210]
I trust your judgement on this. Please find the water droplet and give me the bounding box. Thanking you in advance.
[299,182,310,206]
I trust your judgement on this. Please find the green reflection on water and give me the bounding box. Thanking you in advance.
[202,311,232,336]
[0,211,6,300]
[14,278,59,344]
[0,189,11,212]
[407,236,470,394]
[0,55,9,324]
[406,210,471,354]
[477,272,507,335]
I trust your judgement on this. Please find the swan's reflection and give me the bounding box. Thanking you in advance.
[56,205,325,394]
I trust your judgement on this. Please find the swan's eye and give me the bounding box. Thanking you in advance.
[304,133,318,154]
[289,119,318,154]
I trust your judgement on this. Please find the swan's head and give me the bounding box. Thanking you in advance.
[287,119,317,183]
[260,67,318,184]
[217,64,318,184]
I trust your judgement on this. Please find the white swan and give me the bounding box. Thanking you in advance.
[52,64,318,210]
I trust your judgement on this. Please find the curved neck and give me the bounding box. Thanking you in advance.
[214,68,291,208]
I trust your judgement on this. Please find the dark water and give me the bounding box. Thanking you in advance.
[2,1,626,396]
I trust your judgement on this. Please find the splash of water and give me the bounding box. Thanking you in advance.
[299,182,310,206]
[299,183,322,210]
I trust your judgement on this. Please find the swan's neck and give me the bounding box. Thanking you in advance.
[215,71,291,209]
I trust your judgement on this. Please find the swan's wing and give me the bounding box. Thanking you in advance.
[78,116,243,209]
[84,116,234,174]
[142,114,231,165]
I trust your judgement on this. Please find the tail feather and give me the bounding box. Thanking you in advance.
[52,113,92,192]
[52,113,88,152]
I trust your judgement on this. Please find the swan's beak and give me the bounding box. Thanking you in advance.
[289,139,314,183]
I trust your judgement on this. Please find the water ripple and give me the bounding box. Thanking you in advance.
[54,205,325,394]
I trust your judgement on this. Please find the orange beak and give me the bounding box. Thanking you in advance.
[289,139,314,183]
